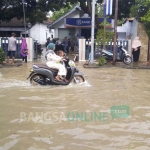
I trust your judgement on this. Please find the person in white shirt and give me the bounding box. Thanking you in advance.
[46,43,67,82]
[6,32,17,64]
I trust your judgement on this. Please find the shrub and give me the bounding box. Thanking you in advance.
[98,56,107,66]
[0,48,5,64]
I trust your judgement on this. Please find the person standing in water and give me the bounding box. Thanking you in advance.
[132,37,142,63]
[20,38,28,63]
[7,32,17,64]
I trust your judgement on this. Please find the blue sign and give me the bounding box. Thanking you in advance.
[66,18,112,28]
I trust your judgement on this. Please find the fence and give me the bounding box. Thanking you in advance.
[0,37,22,58]
[85,39,129,60]
[95,40,128,50]
[78,39,131,61]
[0,37,38,61]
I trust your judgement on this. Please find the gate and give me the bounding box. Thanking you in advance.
[0,37,22,58]
[0,37,38,61]
[85,39,129,59]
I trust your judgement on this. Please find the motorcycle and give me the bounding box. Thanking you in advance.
[102,46,132,65]
[27,53,85,86]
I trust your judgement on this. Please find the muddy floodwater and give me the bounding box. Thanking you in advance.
[0,59,150,150]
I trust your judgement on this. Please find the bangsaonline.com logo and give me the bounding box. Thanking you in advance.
[19,105,130,123]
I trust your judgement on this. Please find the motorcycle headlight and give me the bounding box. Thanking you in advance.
[30,68,33,72]
[69,60,75,67]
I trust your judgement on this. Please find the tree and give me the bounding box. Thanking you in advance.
[130,0,148,21]
[0,0,134,27]
[140,0,150,62]
[0,0,70,25]
[131,0,150,62]
[50,4,74,21]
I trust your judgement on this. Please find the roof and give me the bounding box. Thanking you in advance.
[47,5,81,28]
[43,18,53,25]
[0,18,24,27]
[0,27,25,31]
[122,17,135,24]
[0,17,53,27]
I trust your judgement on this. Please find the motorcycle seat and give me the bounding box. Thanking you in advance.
[35,64,58,73]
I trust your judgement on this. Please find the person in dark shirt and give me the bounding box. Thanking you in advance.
[45,37,52,51]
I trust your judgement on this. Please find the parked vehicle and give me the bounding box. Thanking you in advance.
[27,56,85,86]
[102,46,132,65]
[83,46,131,66]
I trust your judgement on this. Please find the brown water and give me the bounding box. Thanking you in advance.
[0,59,150,150]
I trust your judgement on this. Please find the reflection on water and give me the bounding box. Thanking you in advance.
[0,60,150,150]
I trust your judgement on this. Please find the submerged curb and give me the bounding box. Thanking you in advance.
[83,63,150,69]
[0,63,22,68]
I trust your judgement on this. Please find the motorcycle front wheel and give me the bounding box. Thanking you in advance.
[123,56,132,65]
[30,74,45,86]
[72,75,85,84]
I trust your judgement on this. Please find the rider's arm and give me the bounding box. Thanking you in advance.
[47,53,62,62]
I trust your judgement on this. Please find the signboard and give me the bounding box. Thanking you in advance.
[66,18,112,28]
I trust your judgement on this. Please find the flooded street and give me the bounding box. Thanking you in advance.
[0,57,150,150]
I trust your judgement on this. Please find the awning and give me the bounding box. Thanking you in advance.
[0,27,25,31]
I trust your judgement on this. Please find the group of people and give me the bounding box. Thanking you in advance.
[6,32,28,64]
[6,32,142,68]
[46,37,78,54]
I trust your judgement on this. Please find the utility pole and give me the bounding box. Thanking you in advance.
[22,0,26,38]
[90,0,96,64]
[113,0,118,65]
[103,16,106,50]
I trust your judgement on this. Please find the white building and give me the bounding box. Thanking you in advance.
[0,18,54,45]
[48,5,114,41]
[29,21,54,45]
[117,18,138,40]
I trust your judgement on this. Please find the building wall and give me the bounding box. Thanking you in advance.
[53,11,80,38]
[130,19,138,40]
[30,23,53,45]
[129,21,148,61]
[118,32,126,40]
[117,21,131,39]
[137,23,148,62]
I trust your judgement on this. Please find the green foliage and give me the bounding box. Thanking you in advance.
[117,19,124,26]
[116,0,135,20]
[50,4,74,21]
[0,0,135,28]
[0,0,71,25]
[130,0,148,21]
[95,3,103,18]
[96,25,114,47]
[131,0,150,37]
[98,56,107,66]
[0,48,5,64]
[141,10,150,22]
[142,21,150,37]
